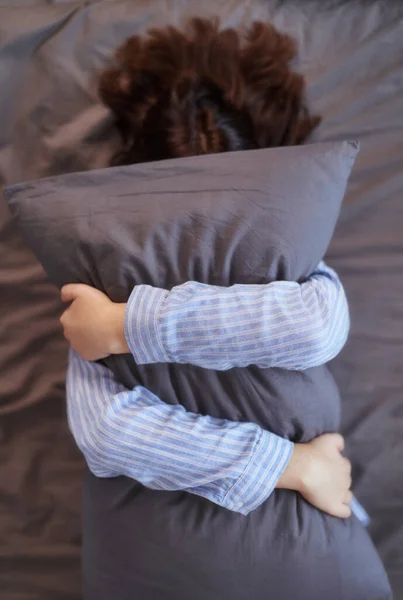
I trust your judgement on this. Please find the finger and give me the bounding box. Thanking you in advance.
[61,284,79,303]
[335,434,345,452]
[343,457,352,475]
[59,317,70,340]
[333,504,352,519]
[344,491,354,505]
[59,307,70,326]
[61,283,87,303]
[327,433,345,452]
[340,504,352,518]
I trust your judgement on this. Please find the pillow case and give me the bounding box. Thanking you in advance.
[5,141,391,600]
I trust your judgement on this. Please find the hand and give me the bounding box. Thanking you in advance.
[60,284,129,361]
[277,433,353,519]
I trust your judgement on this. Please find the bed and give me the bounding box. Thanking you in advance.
[0,1,402,598]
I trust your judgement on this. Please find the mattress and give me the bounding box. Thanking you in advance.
[0,1,402,598]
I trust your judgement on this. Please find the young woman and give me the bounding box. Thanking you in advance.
[60,18,358,522]
[58,19,387,600]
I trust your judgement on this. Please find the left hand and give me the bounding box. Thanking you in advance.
[60,284,129,361]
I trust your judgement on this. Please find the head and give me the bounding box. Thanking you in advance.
[99,18,320,166]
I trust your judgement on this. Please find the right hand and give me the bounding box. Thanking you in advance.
[60,284,129,361]
[277,433,353,519]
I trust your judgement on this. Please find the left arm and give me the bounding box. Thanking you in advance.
[126,261,349,370]
[61,262,350,371]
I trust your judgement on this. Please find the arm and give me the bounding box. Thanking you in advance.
[60,262,349,370]
[67,348,353,519]
[67,348,292,516]
[125,262,350,370]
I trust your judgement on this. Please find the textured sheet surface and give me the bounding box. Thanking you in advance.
[0,1,402,598]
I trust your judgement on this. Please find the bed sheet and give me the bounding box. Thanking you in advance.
[0,1,402,598]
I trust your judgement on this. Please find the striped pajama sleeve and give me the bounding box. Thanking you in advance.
[66,348,293,516]
[124,262,350,371]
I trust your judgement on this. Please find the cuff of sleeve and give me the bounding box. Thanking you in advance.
[124,285,170,364]
[223,431,294,516]
[350,496,370,527]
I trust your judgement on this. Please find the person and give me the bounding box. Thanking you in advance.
[61,18,365,523]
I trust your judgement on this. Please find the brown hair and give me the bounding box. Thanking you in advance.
[99,18,320,166]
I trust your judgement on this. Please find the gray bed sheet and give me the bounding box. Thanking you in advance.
[0,1,402,598]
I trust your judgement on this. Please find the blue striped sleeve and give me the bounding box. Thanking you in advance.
[66,349,294,515]
[125,262,350,371]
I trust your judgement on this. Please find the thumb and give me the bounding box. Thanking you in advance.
[61,283,87,303]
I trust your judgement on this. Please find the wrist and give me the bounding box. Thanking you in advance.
[107,303,130,355]
[276,443,308,493]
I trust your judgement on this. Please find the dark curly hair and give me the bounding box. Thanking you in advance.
[99,18,320,166]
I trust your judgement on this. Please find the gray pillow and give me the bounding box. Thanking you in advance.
[6,142,356,296]
[5,141,391,600]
